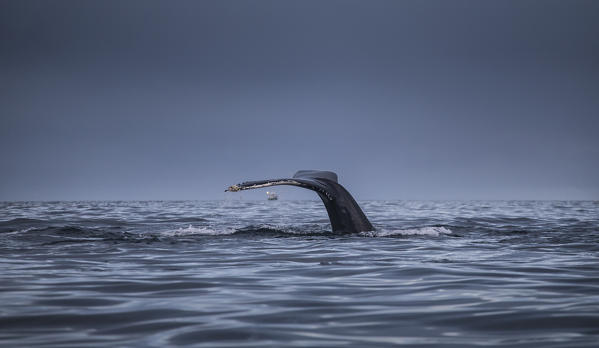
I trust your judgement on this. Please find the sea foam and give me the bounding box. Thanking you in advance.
[360,226,452,237]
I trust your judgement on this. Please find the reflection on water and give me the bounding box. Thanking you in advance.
[1,200,598,346]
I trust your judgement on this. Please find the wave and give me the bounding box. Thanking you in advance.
[2,221,455,241]
[361,226,453,237]
[162,224,329,237]
[163,225,454,238]
[162,225,236,236]
[0,218,49,233]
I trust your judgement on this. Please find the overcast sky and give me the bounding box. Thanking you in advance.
[1,0,598,201]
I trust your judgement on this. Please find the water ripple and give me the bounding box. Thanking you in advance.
[0,200,598,347]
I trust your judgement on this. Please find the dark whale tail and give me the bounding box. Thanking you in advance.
[226,170,374,233]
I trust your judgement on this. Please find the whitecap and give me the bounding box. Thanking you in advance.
[360,226,452,237]
[162,224,236,236]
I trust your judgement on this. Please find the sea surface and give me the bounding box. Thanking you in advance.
[1,200,598,347]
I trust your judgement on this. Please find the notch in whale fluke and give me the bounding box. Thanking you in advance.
[225,170,374,233]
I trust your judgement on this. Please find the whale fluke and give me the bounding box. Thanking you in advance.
[226,170,374,233]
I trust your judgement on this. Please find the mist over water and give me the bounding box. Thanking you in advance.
[1,200,598,347]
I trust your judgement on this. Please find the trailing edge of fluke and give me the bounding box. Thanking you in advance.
[226,170,374,233]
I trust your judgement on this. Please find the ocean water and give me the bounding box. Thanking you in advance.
[1,200,598,347]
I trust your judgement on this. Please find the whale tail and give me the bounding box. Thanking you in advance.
[226,170,374,233]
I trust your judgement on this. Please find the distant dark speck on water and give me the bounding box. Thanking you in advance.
[1,200,598,347]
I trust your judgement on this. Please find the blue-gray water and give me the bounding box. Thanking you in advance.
[1,200,598,347]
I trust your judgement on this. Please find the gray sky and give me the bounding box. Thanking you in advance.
[1,0,598,201]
